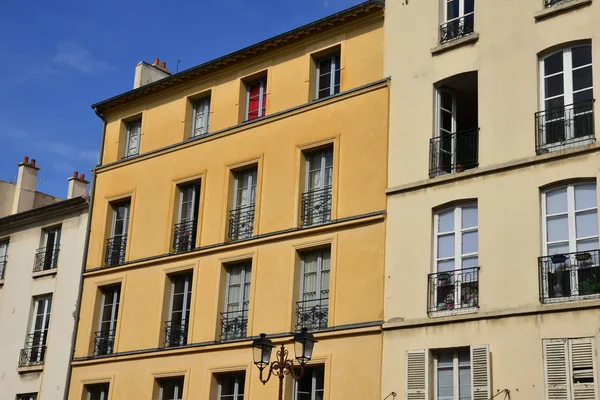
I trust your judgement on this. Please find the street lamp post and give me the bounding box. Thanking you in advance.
[251,328,317,400]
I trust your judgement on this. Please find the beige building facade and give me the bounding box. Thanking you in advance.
[383,0,600,399]
[0,158,89,400]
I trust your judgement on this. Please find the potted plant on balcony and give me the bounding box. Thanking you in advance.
[551,254,567,264]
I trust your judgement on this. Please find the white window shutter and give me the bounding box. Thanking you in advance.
[544,338,571,400]
[406,349,429,400]
[471,344,491,400]
[569,338,598,400]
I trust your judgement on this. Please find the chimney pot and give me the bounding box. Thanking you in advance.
[24,156,29,163]
[73,171,78,178]
[80,173,85,180]
[31,159,36,166]
[161,61,166,69]
[154,58,160,65]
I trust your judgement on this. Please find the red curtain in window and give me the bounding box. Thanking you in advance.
[247,82,261,120]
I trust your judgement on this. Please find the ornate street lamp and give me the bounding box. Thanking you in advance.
[251,328,317,400]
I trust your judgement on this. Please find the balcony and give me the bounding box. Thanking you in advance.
[535,100,595,154]
[220,309,248,341]
[228,205,255,241]
[0,255,6,280]
[429,128,479,178]
[173,219,197,253]
[94,329,116,356]
[301,186,332,227]
[19,333,46,367]
[545,0,573,6]
[427,267,479,314]
[164,320,189,348]
[105,236,127,267]
[33,245,60,273]
[539,249,600,304]
[296,298,329,331]
[440,13,474,44]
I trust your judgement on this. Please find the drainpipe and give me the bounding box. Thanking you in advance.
[63,107,107,400]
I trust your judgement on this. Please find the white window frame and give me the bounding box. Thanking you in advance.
[305,149,333,193]
[245,78,267,120]
[293,365,325,400]
[159,378,184,400]
[233,169,257,209]
[191,96,210,138]
[217,373,245,400]
[315,53,341,99]
[168,273,192,346]
[97,285,120,354]
[0,239,9,278]
[178,184,199,224]
[300,249,330,303]
[433,349,471,400]
[124,119,142,157]
[224,263,251,315]
[443,0,474,24]
[86,383,110,400]
[111,203,130,238]
[435,89,458,174]
[29,296,52,361]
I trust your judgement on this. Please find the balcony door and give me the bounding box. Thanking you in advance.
[222,263,251,339]
[167,273,192,347]
[29,296,52,363]
[174,183,200,252]
[299,249,330,330]
[107,202,129,265]
[303,149,333,226]
[41,226,61,270]
[437,90,457,174]
[97,286,120,355]
[229,169,257,240]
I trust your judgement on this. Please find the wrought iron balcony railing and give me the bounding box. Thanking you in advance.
[301,186,332,227]
[94,329,116,356]
[440,13,474,43]
[545,0,572,7]
[19,332,47,367]
[33,245,60,272]
[296,298,329,331]
[0,255,7,280]
[539,249,600,304]
[535,100,595,154]
[173,219,197,253]
[105,236,127,267]
[164,320,189,348]
[220,309,248,341]
[228,204,255,241]
[427,267,479,314]
[429,128,479,178]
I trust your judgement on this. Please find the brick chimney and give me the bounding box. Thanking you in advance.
[67,171,89,199]
[133,58,172,89]
[11,156,39,214]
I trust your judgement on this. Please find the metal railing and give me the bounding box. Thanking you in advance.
[105,236,127,267]
[33,245,60,272]
[164,320,189,348]
[535,100,595,154]
[228,204,255,241]
[173,219,197,253]
[545,0,572,7]
[440,13,475,43]
[0,255,7,280]
[296,298,329,331]
[19,332,47,367]
[301,186,332,227]
[220,309,248,341]
[427,267,479,314]
[539,249,600,304]
[94,329,116,356]
[429,128,479,178]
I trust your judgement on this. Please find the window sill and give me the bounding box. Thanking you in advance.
[17,365,44,373]
[541,294,600,304]
[32,268,57,279]
[534,0,592,21]
[431,33,479,56]
[428,307,478,318]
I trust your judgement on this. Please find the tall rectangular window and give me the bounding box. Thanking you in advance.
[173,182,200,253]
[0,239,8,280]
[85,383,110,400]
[191,96,211,137]
[20,296,52,367]
[302,148,333,227]
[228,168,257,241]
[440,0,475,43]
[165,272,192,347]
[221,263,251,340]
[316,53,341,99]
[95,285,120,356]
[538,44,594,152]
[34,225,61,272]
[540,183,599,301]
[246,78,267,121]
[297,249,330,331]
[430,204,479,313]
[217,373,245,400]
[294,366,325,400]
[158,377,185,400]
[106,201,130,267]
[124,119,142,157]
[435,349,471,400]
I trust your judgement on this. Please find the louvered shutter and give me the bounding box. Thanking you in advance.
[471,344,491,400]
[406,349,429,400]
[569,338,598,400]
[544,338,570,400]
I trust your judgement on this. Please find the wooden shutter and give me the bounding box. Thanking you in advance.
[544,339,570,400]
[471,344,491,400]
[569,338,598,400]
[406,349,429,400]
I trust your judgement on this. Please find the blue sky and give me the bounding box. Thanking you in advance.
[0,0,361,198]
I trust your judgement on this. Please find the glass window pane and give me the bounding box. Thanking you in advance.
[545,74,564,98]
[573,66,593,91]
[546,188,568,214]
[446,0,459,20]
[462,231,478,254]
[438,369,454,398]
[546,96,564,111]
[464,0,474,14]
[574,89,594,105]
[438,259,455,272]
[547,215,569,242]
[577,238,600,252]
[462,206,478,229]
[462,256,478,268]
[220,375,235,396]
[572,46,592,68]
[576,210,598,238]
[575,184,597,210]
[439,210,454,232]
[548,242,570,255]
[441,92,453,111]
[438,234,455,258]
[544,52,564,76]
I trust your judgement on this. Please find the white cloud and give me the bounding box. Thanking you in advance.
[53,41,113,74]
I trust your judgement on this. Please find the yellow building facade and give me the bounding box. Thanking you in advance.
[68,2,387,399]
[383,0,600,399]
